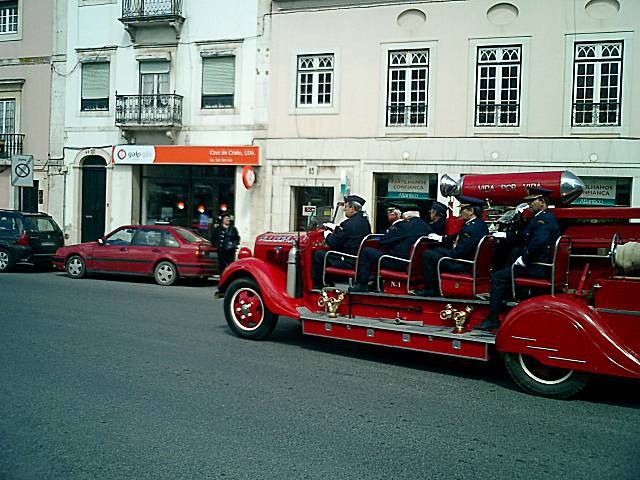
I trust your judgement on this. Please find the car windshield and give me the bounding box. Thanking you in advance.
[174,227,206,243]
[22,216,57,232]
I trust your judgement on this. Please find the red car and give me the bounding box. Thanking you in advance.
[52,225,218,286]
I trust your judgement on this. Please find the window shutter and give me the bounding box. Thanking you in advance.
[139,60,170,74]
[81,62,110,99]
[202,56,235,95]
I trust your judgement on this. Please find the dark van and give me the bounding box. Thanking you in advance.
[0,210,64,272]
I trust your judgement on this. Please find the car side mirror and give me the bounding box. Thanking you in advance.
[97,238,104,246]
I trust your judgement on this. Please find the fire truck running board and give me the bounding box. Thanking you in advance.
[298,307,494,361]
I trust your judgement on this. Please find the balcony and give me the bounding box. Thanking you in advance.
[115,94,183,139]
[119,0,184,41]
[0,133,25,160]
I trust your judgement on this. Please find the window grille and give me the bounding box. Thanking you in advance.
[386,50,428,127]
[475,46,521,127]
[81,62,110,111]
[202,56,235,109]
[0,1,17,34]
[572,41,622,126]
[296,54,334,107]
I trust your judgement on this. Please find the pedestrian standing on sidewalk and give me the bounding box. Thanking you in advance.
[212,213,241,274]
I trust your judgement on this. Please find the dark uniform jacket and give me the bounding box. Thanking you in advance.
[451,217,489,260]
[380,217,432,259]
[325,211,372,256]
[429,217,446,236]
[521,209,560,264]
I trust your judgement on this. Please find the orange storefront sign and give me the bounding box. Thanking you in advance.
[112,145,260,166]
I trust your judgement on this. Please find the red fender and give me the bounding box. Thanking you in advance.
[496,295,640,379]
[217,257,303,319]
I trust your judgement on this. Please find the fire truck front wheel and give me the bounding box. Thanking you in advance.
[224,278,278,340]
[502,353,589,399]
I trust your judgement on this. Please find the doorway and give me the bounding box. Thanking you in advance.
[81,156,107,242]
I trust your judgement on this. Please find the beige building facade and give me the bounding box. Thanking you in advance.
[260,0,640,236]
[0,0,60,212]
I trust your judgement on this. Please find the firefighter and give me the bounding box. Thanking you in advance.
[477,187,561,331]
[349,210,432,292]
[312,195,372,289]
[429,201,447,236]
[385,205,403,232]
[415,197,489,296]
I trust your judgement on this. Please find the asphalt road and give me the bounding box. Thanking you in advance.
[1,269,639,480]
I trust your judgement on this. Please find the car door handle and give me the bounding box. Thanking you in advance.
[120,248,128,252]
[152,249,161,252]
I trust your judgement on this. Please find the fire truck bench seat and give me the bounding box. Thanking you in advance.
[511,235,571,299]
[323,234,383,287]
[377,236,435,293]
[437,235,495,299]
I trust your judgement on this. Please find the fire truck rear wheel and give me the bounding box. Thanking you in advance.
[224,278,278,340]
[502,352,589,399]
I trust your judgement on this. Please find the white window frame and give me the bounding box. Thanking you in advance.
[467,36,530,136]
[0,82,22,134]
[0,0,21,42]
[77,48,115,117]
[572,41,623,127]
[290,49,340,115]
[563,31,632,136]
[475,45,521,127]
[80,61,111,112]
[198,42,242,117]
[379,41,436,136]
[201,55,236,110]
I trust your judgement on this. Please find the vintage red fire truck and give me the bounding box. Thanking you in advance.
[217,171,640,399]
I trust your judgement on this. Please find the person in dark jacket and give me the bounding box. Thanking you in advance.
[212,213,241,274]
[429,201,447,236]
[477,187,560,331]
[312,195,372,288]
[349,210,432,292]
[416,197,489,296]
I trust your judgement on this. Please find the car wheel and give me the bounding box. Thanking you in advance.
[223,278,278,340]
[502,352,589,399]
[154,261,177,286]
[66,255,86,279]
[0,249,14,273]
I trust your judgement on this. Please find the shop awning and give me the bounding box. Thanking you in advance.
[111,145,259,166]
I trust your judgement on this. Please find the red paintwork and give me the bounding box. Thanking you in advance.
[220,257,307,318]
[497,294,640,378]
[459,171,569,206]
[52,225,217,280]
[217,172,640,385]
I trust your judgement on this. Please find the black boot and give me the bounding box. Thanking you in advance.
[348,283,369,293]
[476,313,500,331]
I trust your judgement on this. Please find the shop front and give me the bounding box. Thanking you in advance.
[372,172,439,232]
[112,145,259,240]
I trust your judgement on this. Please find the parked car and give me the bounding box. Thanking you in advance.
[52,225,219,286]
[0,209,65,273]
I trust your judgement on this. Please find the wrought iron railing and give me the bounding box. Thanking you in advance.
[115,94,183,126]
[0,133,25,159]
[572,102,621,127]
[386,104,428,127]
[475,103,520,127]
[121,0,182,18]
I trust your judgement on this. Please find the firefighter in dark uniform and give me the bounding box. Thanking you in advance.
[350,210,432,292]
[416,197,489,296]
[312,195,372,289]
[477,187,561,331]
[429,201,447,236]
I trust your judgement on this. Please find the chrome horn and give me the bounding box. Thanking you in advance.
[439,174,461,198]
